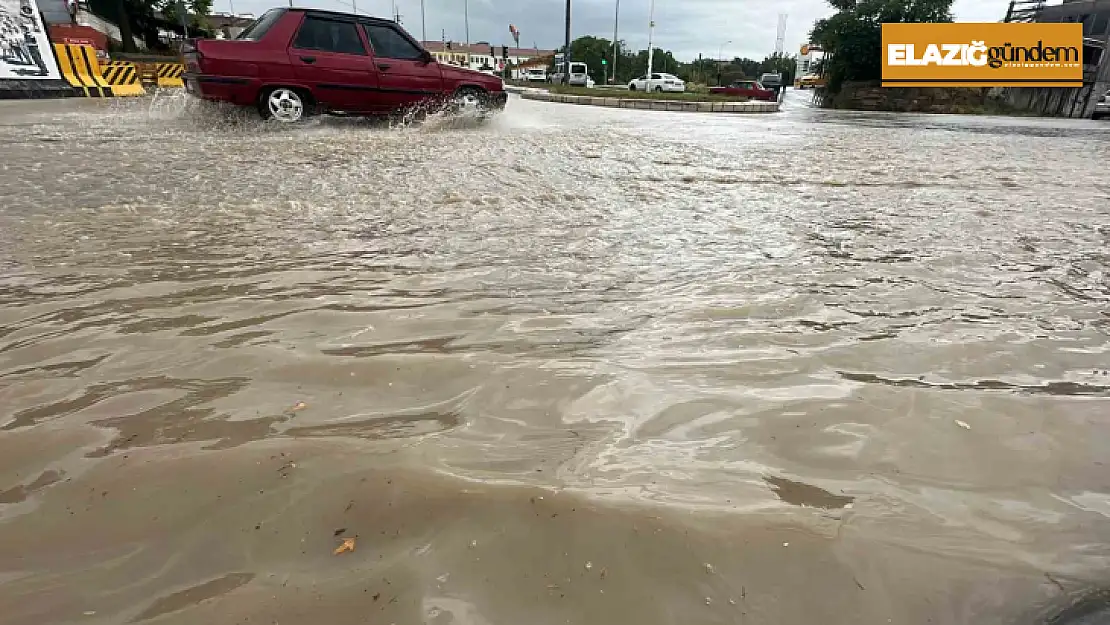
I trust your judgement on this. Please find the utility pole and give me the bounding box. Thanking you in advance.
[645,0,655,77]
[421,0,426,42]
[611,0,619,84]
[563,0,571,84]
[464,0,470,47]
[177,0,188,39]
[717,40,730,86]
[775,14,787,57]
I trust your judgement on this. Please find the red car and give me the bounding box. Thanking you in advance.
[708,80,776,101]
[183,7,507,122]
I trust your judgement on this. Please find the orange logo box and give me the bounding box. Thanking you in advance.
[882,22,1083,87]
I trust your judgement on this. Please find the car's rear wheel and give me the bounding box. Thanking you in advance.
[655,86,663,92]
[628,84,636,91]
[259,87,308,123]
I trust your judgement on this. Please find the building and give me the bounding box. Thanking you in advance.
[1005,0,1110,116]
[422,41,554,74]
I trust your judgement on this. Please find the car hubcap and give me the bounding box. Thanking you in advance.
[267,89,304,122]
[456,92,481,109]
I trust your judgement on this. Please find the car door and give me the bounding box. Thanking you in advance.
[361,21,443,112]
[649,73,663,91]
[287,13,379,112]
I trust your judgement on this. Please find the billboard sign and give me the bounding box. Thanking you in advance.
[882,22,1083,88]
[0,0,61,81]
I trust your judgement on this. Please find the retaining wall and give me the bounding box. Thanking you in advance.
[520,91,780,114]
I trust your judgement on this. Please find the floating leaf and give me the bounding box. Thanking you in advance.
[334,537,356,555]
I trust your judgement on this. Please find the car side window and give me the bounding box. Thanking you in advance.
[651,73,662,80]
[362,23,423,60]
[293,16,367,55]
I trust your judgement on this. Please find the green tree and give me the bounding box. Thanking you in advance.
[90,0,213,52]
[810,0,953,93]
[159,0,215,30]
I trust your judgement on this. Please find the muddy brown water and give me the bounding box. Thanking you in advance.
[1,93,1109,625]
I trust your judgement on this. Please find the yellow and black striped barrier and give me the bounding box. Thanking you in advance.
[99,61,146,97]
[54,43,112,97]
[155,63,185,88]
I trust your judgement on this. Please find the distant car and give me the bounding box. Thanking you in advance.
[1093,90,1109,120]
[523,67,547,82]
[795,74,825,89]
[708,80,776,101]
[628,72,685,93]
[759,72,783,89]
[182,6,507,122]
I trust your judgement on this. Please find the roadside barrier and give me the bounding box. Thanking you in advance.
[54,43,111,97]
[53,44,145,97]
[99,61,146,97]
[155,63,185,88]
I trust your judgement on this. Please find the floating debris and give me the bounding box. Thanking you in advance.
[291,401,308,412]
[584,561,593,571]
[334,537,356,555]
[782,542,789,547]
[704,563,715,574]
[705,597,712,605]
[955,420,971,430]
[468,540,478,549]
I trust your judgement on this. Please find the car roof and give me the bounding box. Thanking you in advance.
[288,6,398,26]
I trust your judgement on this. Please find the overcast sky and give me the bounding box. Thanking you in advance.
[221,0,1014,60]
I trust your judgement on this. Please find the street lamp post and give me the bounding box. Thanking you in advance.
[610,0,619,84]
[421,0,426,42]
[717,39,731,86]
[563,0,571,84]
[645,0,655,77]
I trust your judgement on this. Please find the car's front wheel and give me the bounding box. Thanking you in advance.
[655,86,663,92]
[259,87,308,123]
[448,87,491,115]
[628,84,636,91]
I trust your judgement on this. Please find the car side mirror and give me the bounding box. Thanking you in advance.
[421,50,433,64]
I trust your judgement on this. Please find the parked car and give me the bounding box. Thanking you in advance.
[523,67,547,82]
[182,7,507,122]
[628,73,685,93]
[1093,90,1109,120]
[708,80,776,101]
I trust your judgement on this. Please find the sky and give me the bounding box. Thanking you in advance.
[219,0,1015,60]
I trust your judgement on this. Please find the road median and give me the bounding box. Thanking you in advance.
[519,90,780,114]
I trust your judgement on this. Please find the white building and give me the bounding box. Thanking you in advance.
[422,41,554,74]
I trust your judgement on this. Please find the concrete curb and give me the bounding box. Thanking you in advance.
[518,90,780,114]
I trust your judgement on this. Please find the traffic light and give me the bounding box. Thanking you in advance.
[502,45,508,59]
[601,58,607,65]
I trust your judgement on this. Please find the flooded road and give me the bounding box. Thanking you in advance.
[1,92,1109,625]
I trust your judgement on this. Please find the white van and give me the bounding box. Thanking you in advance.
[550,62,590,87]
[524,67,547,82]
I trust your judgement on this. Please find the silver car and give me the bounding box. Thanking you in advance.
[1094,90,1110,120]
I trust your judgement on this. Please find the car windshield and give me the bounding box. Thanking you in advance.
[236,8,285,41]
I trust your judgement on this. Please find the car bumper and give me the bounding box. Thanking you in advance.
[184,73,258,106]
